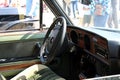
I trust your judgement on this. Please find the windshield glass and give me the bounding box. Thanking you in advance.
[57,0,120,30]
[0,0,40,31]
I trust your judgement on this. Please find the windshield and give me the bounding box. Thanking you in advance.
[57,0,120,30]
[0,0,40,31]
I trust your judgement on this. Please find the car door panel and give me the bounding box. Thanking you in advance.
[0,31,45,77]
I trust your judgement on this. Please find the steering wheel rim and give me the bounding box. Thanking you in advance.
[40,16,66,64]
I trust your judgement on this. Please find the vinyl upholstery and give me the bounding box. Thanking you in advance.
[11,64,65,80]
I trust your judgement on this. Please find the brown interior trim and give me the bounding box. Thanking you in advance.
[0,61,41,71]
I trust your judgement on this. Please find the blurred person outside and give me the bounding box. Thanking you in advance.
[82,4,92,27]
[63,0,71,16]
[0,0,9,7]
[26,0,40,29]
[9,0,26,9]
[9,0,21,7]
[107,0,119,28]
[57,0,71,16]
[9,0,12,4]
[90,0,111,27]
[26,0,39,19]
[71,0,79,18]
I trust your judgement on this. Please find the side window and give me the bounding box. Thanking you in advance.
[42,2,55,29]
[0,0,40,31]
[0,0,55,31]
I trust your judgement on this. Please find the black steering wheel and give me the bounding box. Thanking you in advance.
[40,17,66,64]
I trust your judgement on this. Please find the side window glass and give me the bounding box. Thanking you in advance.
[0,0,40,31]
[42,1,55,29]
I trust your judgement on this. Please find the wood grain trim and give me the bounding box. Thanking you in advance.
[0,61,41,71]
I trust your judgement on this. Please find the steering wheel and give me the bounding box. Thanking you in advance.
[40,17,66,64]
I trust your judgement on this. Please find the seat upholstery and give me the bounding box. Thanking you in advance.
[0,73,6,80]
[11,64,65,80]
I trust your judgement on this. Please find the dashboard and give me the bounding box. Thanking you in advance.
[67,26,120,78]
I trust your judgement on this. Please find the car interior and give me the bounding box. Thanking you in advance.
[0,0,120,80]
